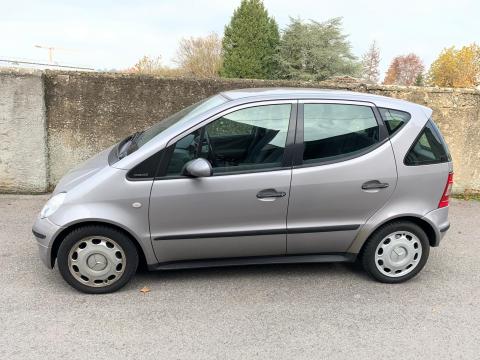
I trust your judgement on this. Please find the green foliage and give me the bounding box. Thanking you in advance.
[276,17,361,81]
[415,73,424,86]
[452,192,480,201]
[221,0,280,79]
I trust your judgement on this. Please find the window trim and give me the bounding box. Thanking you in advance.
[155,100,299,179]
[126,99,395,181]
[293,100,389,168]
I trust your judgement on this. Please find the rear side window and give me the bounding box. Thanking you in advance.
[378,108,411,136]
[303,103,379,163]
[405,120,451,166]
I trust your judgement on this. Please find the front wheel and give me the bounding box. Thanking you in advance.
[361,221,430,283]
[57,225,139,294]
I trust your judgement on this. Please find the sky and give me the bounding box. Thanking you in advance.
[1,0,479,78]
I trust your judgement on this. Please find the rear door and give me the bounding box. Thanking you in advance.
[149,101,297,263]
[287,100,398,254]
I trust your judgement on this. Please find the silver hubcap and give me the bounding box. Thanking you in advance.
[68,236,126,287]
[374,231,422,277]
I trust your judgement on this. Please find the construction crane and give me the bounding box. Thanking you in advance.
[34,45,74,64]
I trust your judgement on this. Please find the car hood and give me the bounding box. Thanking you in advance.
[53,146,113,194]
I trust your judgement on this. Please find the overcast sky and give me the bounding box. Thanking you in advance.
[1,0,479,78]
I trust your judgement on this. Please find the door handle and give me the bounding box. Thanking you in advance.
[362,180,389,190]
[256,188,287,199]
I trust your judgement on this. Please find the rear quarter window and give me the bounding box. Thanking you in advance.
[378,108,411,136]
[404,119,451,166]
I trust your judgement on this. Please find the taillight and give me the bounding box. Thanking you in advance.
[438,172,453,208]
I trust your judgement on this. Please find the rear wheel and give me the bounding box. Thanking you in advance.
[361,221,430,283]
[57,225,138,294]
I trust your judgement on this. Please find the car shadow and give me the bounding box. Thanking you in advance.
[134,260,370,284]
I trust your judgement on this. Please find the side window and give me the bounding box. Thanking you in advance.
[165,130,202,176]
[405,120,451,165]
[165,104,292,176]
[127,150,164,180]
[303,103,379,164]
[378,107,411,136]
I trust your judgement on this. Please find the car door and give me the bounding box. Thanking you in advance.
[150,101,297,263]
[287,100,398,254]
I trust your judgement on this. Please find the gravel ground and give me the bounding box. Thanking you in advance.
[0,195,479,359]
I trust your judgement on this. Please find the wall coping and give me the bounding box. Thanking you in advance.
[1,68,478,95]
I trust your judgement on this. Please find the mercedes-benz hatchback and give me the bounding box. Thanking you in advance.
[32,89,453,293]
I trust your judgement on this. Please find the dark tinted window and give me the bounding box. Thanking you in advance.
[405,120,451,165]
[165,104,292,176]
[378,108,411,136]
[127,151,164,179]
[303,104,379,163]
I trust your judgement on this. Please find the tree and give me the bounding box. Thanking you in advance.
[174,33,223,78]
[221,0,280,79]
[415,73,424,86]
[276,17,360,81]
[428,44,480,88]
[132,55,163,74]
[129,55,182,76]
[361,40,380,83]
[383,54,424,85]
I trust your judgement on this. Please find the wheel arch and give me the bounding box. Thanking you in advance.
[357,215,438,255]
[50,221,148,269]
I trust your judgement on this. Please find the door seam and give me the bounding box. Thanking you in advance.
[284,100,299,254]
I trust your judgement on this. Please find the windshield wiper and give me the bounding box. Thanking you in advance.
[130,130,144,145]
[117,131,144,160]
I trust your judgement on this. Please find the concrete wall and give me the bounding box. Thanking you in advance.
[1,69,480,194]
[0,70,47,193]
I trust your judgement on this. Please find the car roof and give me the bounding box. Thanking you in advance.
[221,88,430,115]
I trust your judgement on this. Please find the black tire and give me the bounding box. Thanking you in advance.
[57,225,139,294]
[360,221,430,283]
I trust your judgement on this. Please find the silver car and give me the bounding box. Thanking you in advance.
[32,89,453,293]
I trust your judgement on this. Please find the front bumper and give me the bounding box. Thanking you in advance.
[422,206,450,247]
[32,216,63,268]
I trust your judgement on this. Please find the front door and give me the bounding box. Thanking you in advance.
[287,101,398,254]
[150,101,296,263]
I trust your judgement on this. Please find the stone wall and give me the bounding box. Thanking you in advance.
[1,68,479,194]
[0,69,47,193]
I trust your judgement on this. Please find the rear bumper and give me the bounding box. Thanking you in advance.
[422,206,450,247]
[32,216,63,268]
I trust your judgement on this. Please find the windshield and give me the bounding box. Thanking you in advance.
[134,94,228,149]
[112,94,228,162]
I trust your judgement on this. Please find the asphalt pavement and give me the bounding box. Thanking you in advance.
[0,195,479,359]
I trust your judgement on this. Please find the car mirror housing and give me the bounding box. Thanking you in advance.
[182,158,213,178]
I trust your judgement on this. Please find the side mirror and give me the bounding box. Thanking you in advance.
[182,158,213,178]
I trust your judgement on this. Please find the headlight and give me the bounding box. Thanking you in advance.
[40,192,67,218]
